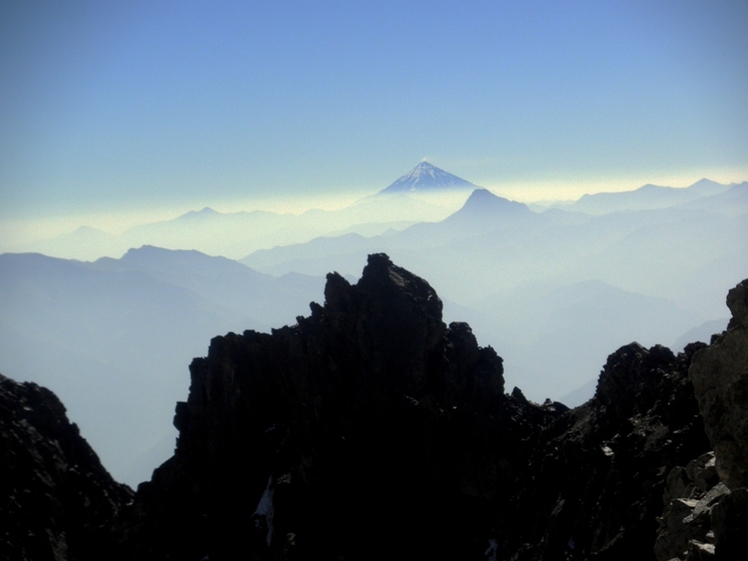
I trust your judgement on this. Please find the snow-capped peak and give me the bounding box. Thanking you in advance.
[378,161,478,195]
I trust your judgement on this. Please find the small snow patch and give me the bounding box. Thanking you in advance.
[253,475,275,546]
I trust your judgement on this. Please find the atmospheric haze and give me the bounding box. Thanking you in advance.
[1,2,747,487]
[2,162,747,486]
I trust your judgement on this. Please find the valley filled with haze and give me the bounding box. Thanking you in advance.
[1,1,747,493]
[2,161,746,485]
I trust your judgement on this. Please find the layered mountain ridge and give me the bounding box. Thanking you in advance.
[3,254,747,560]
[567,179,745,215]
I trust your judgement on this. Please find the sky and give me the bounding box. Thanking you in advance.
[1,0,747,229]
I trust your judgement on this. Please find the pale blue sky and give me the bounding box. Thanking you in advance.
[1,0,747,219]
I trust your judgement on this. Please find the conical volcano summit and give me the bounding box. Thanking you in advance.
[378,161,478,194]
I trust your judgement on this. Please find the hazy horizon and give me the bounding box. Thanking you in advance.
[1,1,747,486]
[3,169,746,260]
[2,1,747,230]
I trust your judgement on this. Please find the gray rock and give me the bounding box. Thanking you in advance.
[125,255,712,560]
[657,278,748,561]
[686,539,715,560]
[712,487,748,560]
[690,279,748,489]
[655,457,729,560]
[686,453,718,494]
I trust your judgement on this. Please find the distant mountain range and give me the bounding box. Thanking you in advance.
[2,164,747,485]
[565,178,742,214]
[0,247,325,485]
[241,187,747,402]
[12,160,747,263]
[377,161,478,194]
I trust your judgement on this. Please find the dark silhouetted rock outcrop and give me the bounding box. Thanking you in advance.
[502,342,710,560]
[121,253,524,560]
[655,279,748,561]
[690,279,748,490]
[0,374,132,561]
[115,254,714,561]
[2,254,743,561]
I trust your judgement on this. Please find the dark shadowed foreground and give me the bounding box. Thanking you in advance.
[0,374,132,560]
[2,254,746,560]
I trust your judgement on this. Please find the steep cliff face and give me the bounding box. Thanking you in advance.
[117,254,713,561]
[0,374,132,561]
[690,279,748,490]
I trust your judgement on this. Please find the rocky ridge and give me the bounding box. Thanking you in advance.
[1,254,745,560]
[114,254,717,560]
[654,279,748,560]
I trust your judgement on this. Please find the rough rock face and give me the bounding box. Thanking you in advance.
[655,279,748,561]
[501,342,710,560]
[123,253,525,560]
[690,279,748,489]
[655,451,725,560]
[115,254,713,561]
[0,374,133,561]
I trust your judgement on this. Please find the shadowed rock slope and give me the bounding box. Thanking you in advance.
[0,374,132,561]
[114,254,715,561]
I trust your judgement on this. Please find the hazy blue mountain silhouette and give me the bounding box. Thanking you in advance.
[378,161,478,194]
[569,178,731,214]
[240,189,746,403]
[678,182,748,215]
[5,169,745,486]
[19,174,739,265]
[466,280,701,403]
[241,189,539,274]
[0,247,324,486]
[673,318,729,351]
[380,188,543,252]
[29,193,450,261]
[443,188,533,223]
